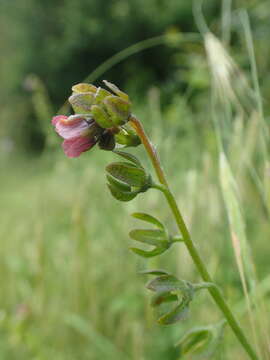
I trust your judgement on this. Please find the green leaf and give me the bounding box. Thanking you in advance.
[106,162,148,187]
[158,301,189,325]
[146,275,188,293]
[143,274,196,326]
[113,150,142,167]
[107,174,131,192]
[175,322,225,359]
[151,290,178,306]
[107,183,137,202]
[130,246,167,258]
[132,212,164,230]
[129,229,168,246]
[176,327,212,356]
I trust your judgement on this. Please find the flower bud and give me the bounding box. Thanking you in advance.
[94,87,111,104]
[91,104,113,128]
[69,93,95,114]
[103,96,131,126]
[72,83,97,94]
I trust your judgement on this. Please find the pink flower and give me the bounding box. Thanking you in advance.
[52,115,99,158]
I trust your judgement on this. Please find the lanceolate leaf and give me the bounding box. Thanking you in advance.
[131,212,164,230]
[113,150,142,167]
[106,162,148,187]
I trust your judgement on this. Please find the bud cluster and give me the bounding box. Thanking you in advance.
[52,81,140,157]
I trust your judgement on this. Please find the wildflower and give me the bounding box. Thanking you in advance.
[52,81,140,157]
[51,115,101,158]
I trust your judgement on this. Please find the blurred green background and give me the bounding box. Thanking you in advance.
[1,0,270,359]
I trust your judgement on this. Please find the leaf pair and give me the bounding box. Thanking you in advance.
[129,212,182,257]
[106,151,152,202]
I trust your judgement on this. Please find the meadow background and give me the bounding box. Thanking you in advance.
[1,0,270,359]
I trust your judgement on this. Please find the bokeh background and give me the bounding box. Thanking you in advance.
[1,0,270,359]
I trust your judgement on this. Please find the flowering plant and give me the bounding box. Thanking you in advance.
[52,81,258,360]
[52,81,139,157]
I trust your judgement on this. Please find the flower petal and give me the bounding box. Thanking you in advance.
[62,136,96,158]
[55,115,90,139]
[52,115,67,126]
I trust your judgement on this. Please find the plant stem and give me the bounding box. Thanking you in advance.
[130,115,259,360]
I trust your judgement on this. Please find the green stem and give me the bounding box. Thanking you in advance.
[130,115,259,360]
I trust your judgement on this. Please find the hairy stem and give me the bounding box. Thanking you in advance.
[130,115,259,360]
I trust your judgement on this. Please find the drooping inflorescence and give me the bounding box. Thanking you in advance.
[52,80,140,157]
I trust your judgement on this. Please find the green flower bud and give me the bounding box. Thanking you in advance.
[71,83,97,94]
[91,104,113,128]
[115,128,141,147]
[69,93,95,114]
[94,87,111,104]
[103,96,131,126]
